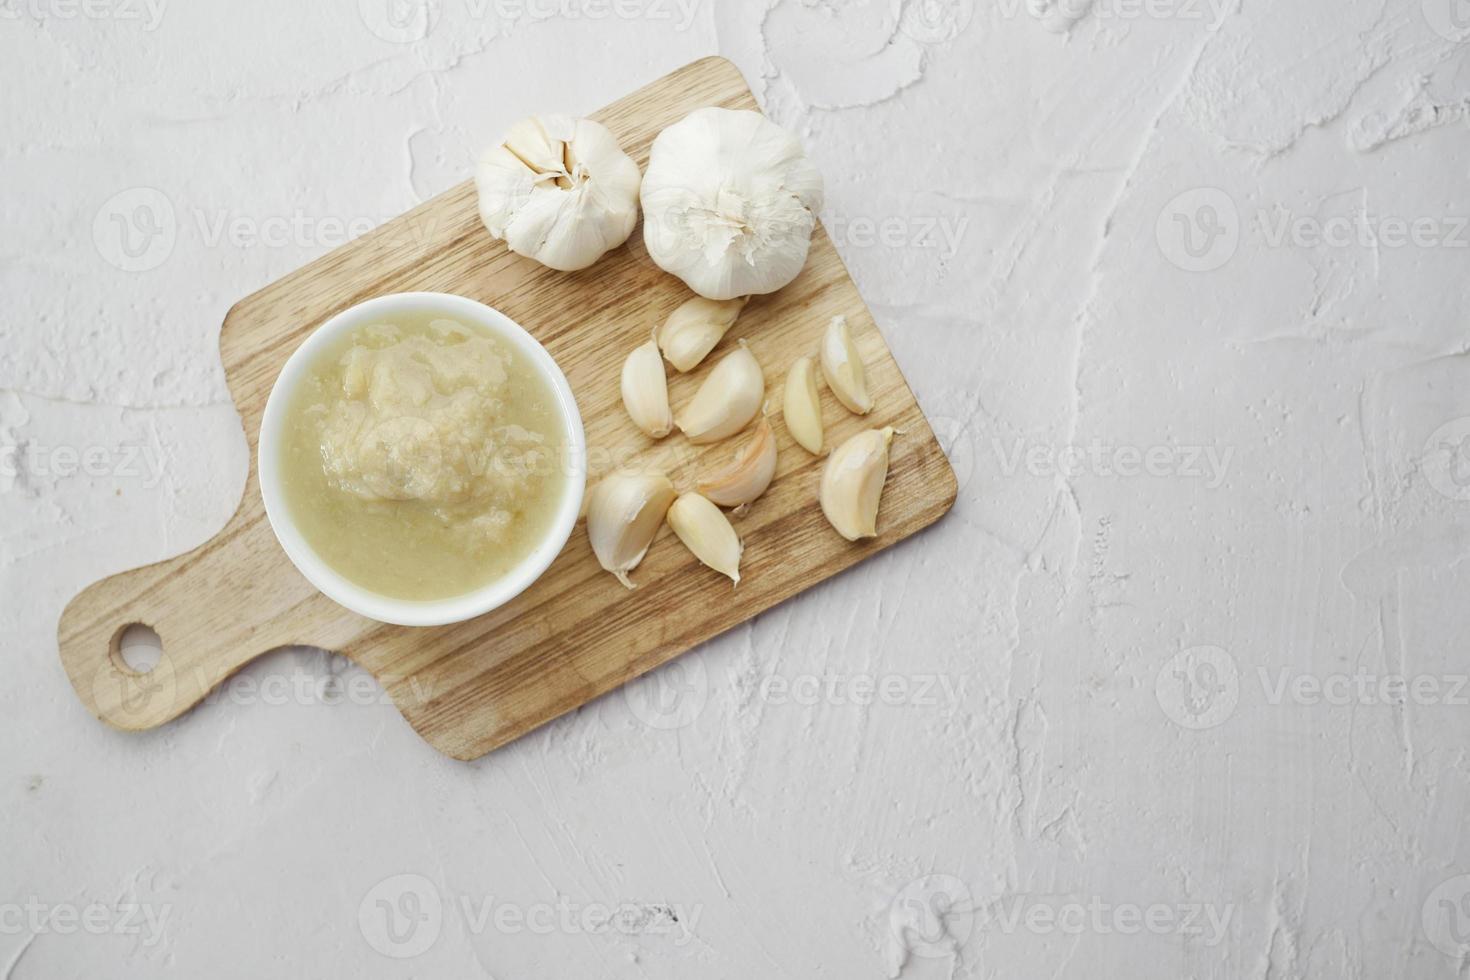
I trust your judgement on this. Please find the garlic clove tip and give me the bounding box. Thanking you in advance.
[819,427,895,541]
[675,344,765,445]
[667,491,743,584]
[621,338,674,439]
[820,315,874,416]
[782,355,825,455]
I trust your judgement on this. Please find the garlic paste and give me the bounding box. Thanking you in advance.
[278,315,567,601]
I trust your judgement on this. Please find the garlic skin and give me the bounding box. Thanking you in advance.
[476,115,642,272]
[658,295,748,372]
[783,356,824,455]
[641,107,825,300]
[585,472,676,588]
[667,492,743,584]
[820,315,873,415]
[820,427,895,541]
[675,342,765,445]
[697,419,777,507]
[621,338,673,438]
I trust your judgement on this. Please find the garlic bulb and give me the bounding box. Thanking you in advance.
[476,115,642,272]
[820,427,895,541]
[675,342,765,444]
[667,492,743,584]
[586,472,676,588]
[697,419,777,508]
[782,356,824,455]
[621,337,673,438]
[658,295,748,372]
[641,107,825,300]
[820,315,873,415]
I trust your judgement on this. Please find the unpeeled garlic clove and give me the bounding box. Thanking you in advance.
[667,492,743,584]
[586,472,676,588]
[783,356,824,455]
[697,419,777,508]
[820,315,873,415]
[819,427,895,541]
[675,342,765,445]
[621,338,673,438]
[658,296,748,372]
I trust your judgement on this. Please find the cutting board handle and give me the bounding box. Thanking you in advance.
[56,491,350,732]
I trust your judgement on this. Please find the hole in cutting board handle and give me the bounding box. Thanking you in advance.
[111,624,163,675]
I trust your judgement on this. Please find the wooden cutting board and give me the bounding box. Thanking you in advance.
[57,56,958,760]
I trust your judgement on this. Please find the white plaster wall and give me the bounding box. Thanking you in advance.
[3,0,1470,976]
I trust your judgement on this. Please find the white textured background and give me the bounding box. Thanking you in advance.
[4,0,1470,976]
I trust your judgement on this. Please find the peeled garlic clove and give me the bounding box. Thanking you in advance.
[675,343,765,445]
[621,338,672,438]
[783,356,824,455]
[586,472,676,588]
[697,419,777,508]
[658,296,748,372]
[820,427,895,541]
[476,115,642,272]
[820,315,873,415]
[667,492,743,584]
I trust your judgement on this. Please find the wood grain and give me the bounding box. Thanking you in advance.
[56,57,958,760]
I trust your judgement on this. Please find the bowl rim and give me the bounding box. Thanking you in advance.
[257,291,586,627]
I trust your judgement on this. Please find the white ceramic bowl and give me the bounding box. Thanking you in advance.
[258,292,586,627]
